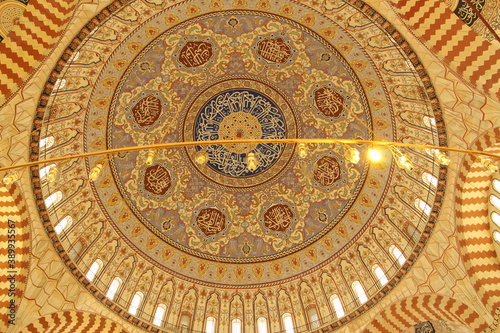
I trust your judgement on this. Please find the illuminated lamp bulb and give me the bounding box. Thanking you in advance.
[195,150,209,165]
[297,143,307,159]
[145,150,156,165]
[433,150,450,165]
[395,152,413,171]
[480,158,499,173]
[46,166,59,183]
[246,152,259,172]
[3,172,20,185]
[89,164,103,182]
[368,148,382,162]
[345,147,360,164]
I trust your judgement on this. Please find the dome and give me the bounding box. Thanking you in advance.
[30,0,448,331]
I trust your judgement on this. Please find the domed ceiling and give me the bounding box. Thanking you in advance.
[32,0,447,330]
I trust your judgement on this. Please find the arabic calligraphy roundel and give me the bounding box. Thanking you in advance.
[183,77,299,189]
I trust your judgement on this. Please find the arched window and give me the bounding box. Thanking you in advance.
[423,116,436,128]
[231,318,242,333]
[69,51,80,62]
[422,172,438,188]
[85,259,103,282]
[205,316,216,333]
[106,277,122,300]
[330,294,345,318]
[415,198,431,216]
[307,307,320,329]
[493,179,500,193]
[45,191,62,209]
[490,195,500,210]
[282,313,294,333]
[55,215,73,234]
[153,304,167,327]
[69,239,84,259]
[39,136,54,150]
[54,78,66,91]
[39,164,56,179]
[352,281,368,304]
[257,317,268,333]
[494,231,500,244]
[373,264,388,286]
[180,314,191,332]
[492,212,500,228]
[128,291,144,315]
[390,245,407,266]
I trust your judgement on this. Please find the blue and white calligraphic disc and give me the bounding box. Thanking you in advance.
[183,77,299,189]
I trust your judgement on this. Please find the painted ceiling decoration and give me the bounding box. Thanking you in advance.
[30,0,448,331]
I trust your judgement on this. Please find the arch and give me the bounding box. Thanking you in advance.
[306,306,320,329]
[39,136,55,150]
[414,198,431,216]
[282,313,294,333]
[153,304,167,327]
[361,294,488,332]
[128,291,144,316]
[55,215,73,234]
[389,244,406,266]
[85,259,103,282]
[352,281,368,304]
[256,317,268,333]
[329,294,345,319]
[205,316,217,333]
[20,310,129,333]
[422,171,438,188]
[44,191,62,209]
[456,127,500,317]
[372,264,388,286]
[231,318,242,333]
[179,313,191,332]
[106,277,122,301]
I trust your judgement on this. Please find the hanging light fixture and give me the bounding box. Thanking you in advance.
[345,146,360,164]
[89,164,103,182]
[2,172,20,185]
[480,157,499,173]
[368,147,383,162]
[195,150,209,165]
[46,166,59,183]
[433,149,450,165]
[145,150,156,165]
[246,152,259,172]
[297,143,308,159]
[390,146,413,171]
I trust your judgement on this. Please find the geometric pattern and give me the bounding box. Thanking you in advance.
[456,127,500,317]
[390,0,500,102]
[20,311,129,333]
[0,0,134,107]
[361,294,488,332]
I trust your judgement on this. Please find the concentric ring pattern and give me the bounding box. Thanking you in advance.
[32,0,447,330]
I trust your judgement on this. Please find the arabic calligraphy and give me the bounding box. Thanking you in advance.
[132,95,162,127]
[194,89,286,177]
[144,165,172,195]
[454,0,485,26]
[196,208,226,236]
[264,204,294,232]
[313,156,341,187]
[179,41,213,68]
[314,86,344,118]
[256,37,293,64]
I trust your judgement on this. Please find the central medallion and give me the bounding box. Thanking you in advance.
[183,77,298,189]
